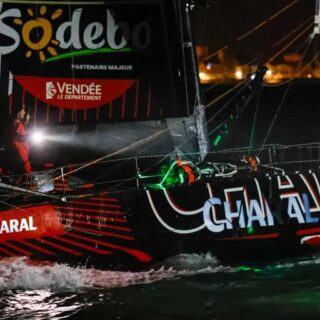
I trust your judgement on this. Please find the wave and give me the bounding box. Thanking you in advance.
[0,253,233,291]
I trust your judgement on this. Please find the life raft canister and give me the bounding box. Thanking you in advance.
[176,160,196,184]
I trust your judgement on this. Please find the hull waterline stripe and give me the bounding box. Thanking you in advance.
[297,227,320,235]
[219,233,280,241]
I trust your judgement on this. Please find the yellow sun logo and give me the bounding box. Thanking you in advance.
[14,6,62,62]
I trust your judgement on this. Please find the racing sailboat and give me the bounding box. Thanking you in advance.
[0,0,319,269]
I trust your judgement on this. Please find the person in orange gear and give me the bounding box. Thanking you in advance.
[244,154,259,172]
[9,105,32,174]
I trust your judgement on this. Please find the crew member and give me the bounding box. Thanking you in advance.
[8,105,32,174]
[242,154,259,172]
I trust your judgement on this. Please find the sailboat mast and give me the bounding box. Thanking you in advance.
[313,0,320,36]
[183,0,209,161]
[183,0,202,106]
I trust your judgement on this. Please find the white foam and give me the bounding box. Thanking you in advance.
[0,253,233,291]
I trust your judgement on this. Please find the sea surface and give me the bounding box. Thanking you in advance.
[1,253,320,319]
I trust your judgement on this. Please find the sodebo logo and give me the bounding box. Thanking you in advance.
[0,3,151,62]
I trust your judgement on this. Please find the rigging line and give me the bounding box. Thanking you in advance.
[263,33,316,87]
[264,22,313,64]
[272,15,314,49]
[91,128,174,183]
[0,200,36,214]
[92,81,254,190]
[204,80,224,93]
[0,181,63,201]
[205,78,249,109]
[172,17,310,97]
[237,0,300,42]
[258,37,313,156]
[67,0,77,119]
[206,80,253,128]
[264,52,320,87]
[48,80,251,182]
[137,80,254,177]
[248,87,263,153]
[50,127,170,182]
[200,0,300,63]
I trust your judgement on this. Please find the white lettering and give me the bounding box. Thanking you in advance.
[203,198,227,233]
[56,8,82,49]
[29,217,37,231]
[0,6,151,57]
[287,197,305,223]
[224,200,245,230]
[9,219,19,232]
[20,218,29,231]
[0,221,9,233]
[247,199,267,227]
[0,216,37,234]
[83,22,105,49]
[0,6,21,57]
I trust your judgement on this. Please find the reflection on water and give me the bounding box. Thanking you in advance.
[1,291,82,320]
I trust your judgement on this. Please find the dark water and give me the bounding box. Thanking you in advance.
[1,253,320,319]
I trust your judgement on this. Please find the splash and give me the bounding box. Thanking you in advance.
[0,253,233,291]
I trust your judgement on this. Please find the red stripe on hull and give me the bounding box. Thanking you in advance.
[39,238,82,256]
[19,240,56,256]
[219,233,279,241]
[57,212,127,224]
[297,228,320,236]
[3,242,32,256]
[54,205,123,215]
[51,235,112,255]
[67,233,152,262]
[69,226,134,241]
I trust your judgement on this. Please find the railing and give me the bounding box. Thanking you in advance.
[2,142,320,195]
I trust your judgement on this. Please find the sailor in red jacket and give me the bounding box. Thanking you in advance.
[10,105,32,174]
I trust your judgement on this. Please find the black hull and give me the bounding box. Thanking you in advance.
[1,170,320,270]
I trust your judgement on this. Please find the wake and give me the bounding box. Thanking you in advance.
[0,253,233,291]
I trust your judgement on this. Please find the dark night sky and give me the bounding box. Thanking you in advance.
[192,0,316,62]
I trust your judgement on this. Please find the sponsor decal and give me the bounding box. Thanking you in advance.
[0,3,147,109]
[15,75,135,109]
[0,216,37,234]
[148,175,320,235]
[0,4,150,62]
[0,204,64,241]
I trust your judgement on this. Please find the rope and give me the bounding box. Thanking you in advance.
[264,22,313,64]
[258,37,314,155]
[248,87,262,153]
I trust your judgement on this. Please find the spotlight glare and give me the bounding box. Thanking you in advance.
[31,130,46,145]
